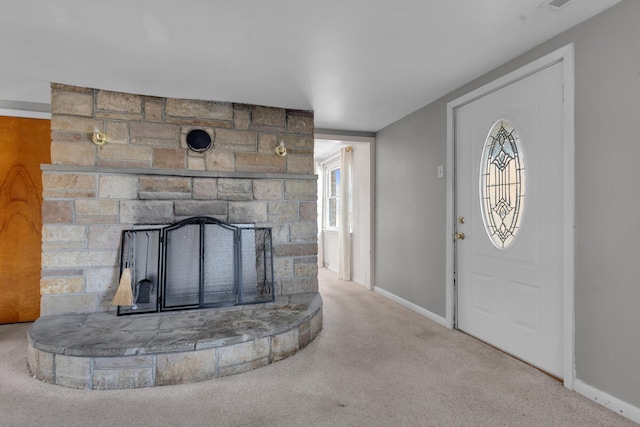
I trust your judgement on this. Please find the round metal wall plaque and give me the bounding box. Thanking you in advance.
[186,129,212,152]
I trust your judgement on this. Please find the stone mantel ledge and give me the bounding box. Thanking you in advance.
[41,164,318,181]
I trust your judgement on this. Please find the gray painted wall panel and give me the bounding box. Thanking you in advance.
[375,0,640,407]
[376,101,447,317]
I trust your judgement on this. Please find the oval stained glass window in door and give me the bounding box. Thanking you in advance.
[480,120,526,249]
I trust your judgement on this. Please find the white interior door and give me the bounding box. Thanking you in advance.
[455,61,566,378]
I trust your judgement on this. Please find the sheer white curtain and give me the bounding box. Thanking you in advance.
[338,147,352,280]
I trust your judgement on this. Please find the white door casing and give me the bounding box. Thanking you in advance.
[445,44,575,388]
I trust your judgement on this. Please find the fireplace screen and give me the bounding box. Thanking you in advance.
[117,217,274,315]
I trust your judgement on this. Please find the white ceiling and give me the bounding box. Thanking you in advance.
[0,0,621,133]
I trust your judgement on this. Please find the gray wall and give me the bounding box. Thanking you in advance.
[375,0,640,406]
[376,100,447,316]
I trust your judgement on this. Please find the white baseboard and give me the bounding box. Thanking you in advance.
[574,379,640,424]
[373,286,448,328]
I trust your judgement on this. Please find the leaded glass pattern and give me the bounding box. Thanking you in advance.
[480,120,525,249]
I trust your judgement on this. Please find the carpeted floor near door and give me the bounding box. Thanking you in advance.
[0,268,635,426]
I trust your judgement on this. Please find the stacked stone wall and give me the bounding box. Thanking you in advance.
[42,84,318,315]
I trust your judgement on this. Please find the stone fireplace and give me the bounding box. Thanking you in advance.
[27,84,322,389]
[40,84,318,315]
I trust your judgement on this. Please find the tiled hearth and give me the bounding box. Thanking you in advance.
[28,293,322,389]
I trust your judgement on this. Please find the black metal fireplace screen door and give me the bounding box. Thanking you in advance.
[117,217,275,316]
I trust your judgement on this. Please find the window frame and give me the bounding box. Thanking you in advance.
[323,157,341,232]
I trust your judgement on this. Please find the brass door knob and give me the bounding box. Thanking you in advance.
[454,232,465,240]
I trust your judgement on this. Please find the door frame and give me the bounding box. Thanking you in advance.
[445,44,575,389]
[315,131,376,291]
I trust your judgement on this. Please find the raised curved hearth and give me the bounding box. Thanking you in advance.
[27,293,322,389]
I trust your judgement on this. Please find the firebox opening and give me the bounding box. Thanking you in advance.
[117,216,274,316]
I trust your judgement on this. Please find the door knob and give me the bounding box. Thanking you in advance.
[454,232,465,240]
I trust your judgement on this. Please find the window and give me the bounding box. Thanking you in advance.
[480,119,526,249]
[320,155,342,231]
[326,165,340,229]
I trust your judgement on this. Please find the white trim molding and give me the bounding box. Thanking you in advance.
[374,286,448,328]
[315,132,376,292]
[0,108,51,119]
[575,380,640,424]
